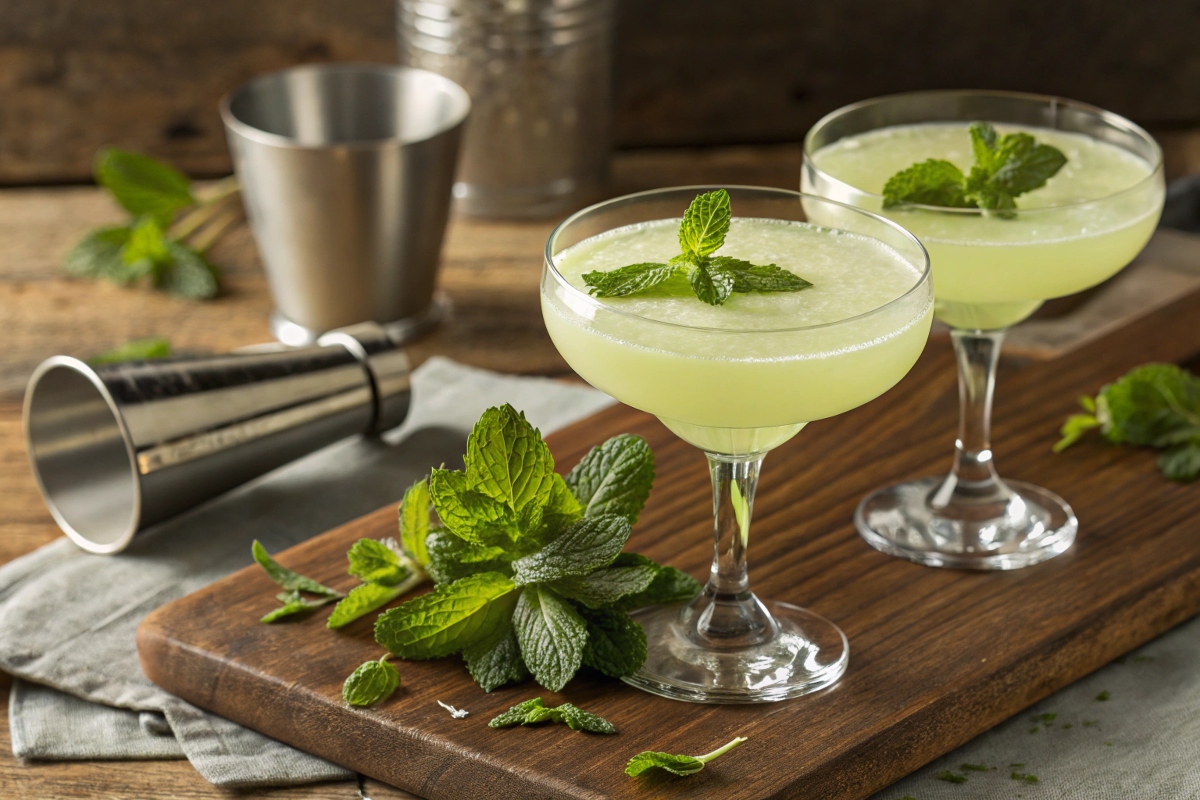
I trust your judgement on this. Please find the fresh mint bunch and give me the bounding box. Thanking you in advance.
[373,404,702,692]
[64,148,241,300]
[582,189,813,306]
[488,696,616,734]
[1054,363,1200,482]
[625,736,748,778]
[882,122,1067,215]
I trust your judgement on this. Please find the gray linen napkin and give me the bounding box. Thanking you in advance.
[2,357,612,787]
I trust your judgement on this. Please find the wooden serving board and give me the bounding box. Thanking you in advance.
[138,291,1200,800]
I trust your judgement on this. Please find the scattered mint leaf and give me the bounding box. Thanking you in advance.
[464,405,556,517]
[95,147,195,225]
[882,159,971,209]
[252,540,342,598]
[626,736,747,778]
[583,190,813,305]
[550,563,657,609]
[579,606,648,678]
[512,585,587,692]
[1096,690,1111,701]
[557,703,617,734]
[88,338,172,365]
[1011,771,1039,784]
[937,770,968,784]
[399,479,432,566]
[1037,712,1058,723]
[463,625,530,692]
[260,590,337,623]
[327,582,406,630]
[565,433,655,524]
[346,538,410,586]
[342,655,400,707]
[374,571,518,660]
[487,697,616,734]
[618,563,703,611]
[511,514,632,585]
[488,697,547,728]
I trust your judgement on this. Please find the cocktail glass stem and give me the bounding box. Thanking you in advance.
[683,453,777,648]
[929,329,1011,513]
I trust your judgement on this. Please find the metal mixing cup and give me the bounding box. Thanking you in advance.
[23,323,411,554]
[221,64,471,346]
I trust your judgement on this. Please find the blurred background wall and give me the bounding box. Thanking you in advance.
[3,0,1199,184]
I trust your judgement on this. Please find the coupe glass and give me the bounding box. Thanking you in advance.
[803,90,1165,569]
[541,186,933,702]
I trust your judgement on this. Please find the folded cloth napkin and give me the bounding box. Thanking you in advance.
[1,357,612,787]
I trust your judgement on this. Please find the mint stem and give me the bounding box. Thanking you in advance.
[696,736,747,763]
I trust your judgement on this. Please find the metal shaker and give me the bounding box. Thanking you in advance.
[23,323,410,554]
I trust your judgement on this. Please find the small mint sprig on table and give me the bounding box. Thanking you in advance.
[488,696,616,734]
[582,189,813,306]
[1054,363,1200,482]
[342,654,401,707]
[625,736,747,778]
[882,122,1067,215]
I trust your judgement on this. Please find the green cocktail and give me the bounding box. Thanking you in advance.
[542,187,933,702]
[803,91,1165,569]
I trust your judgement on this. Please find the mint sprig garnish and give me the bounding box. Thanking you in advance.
[582,189,813,306]
[882,122,1067,215]
[64,148,240,300]
[488,696,616,734]
[1054,363,1200,482]
[625,736,748,778]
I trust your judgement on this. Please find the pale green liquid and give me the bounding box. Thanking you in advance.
[542,218,932,454]
[806,123,1163,329]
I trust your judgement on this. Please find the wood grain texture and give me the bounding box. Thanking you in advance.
[137,290,1200,800]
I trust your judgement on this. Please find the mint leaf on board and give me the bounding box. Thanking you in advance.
[625,737,747,778]
[260,590,338,623]
[463,625,530,692]
[579,606,648,678]
[487,697,615,734]
[327,582,406,630]
[88,338,172,365]
[464,405,556,516]
[709,257,814,293]
[511,514,632,585]
[375,572,517,660]
[346,538,410,586]
[679,188,731,258]
[424,530,513,585]
[95,147,195,225]
[882,159,972,209]
[252,540,342,599]
[488,697,548,728]
[581,263,677,298]
[550,563,657,609]
[618,563,703,611]
[342,655,400,707]
[512,585,587,692]
[558,703,617,734]
[582,190,813,305]
[399,478,432,566]
[565,433,655,524]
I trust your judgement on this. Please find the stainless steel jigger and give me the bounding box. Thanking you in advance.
[23,323,410,554]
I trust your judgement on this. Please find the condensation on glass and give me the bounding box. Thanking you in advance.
[398,0,614,218]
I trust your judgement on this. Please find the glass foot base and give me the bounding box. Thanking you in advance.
[623,601,848,704]
[856,476,1077,570]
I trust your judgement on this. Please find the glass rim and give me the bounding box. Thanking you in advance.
[543,184,933,335]
[802,89,1165,216]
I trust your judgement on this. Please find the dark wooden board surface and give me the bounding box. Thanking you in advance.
[137,288,1200,800]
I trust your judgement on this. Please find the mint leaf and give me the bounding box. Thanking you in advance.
[64,226,136,282]
[511,514,632,585]
[550,564,657,609]
[557,703,617,734]
[327,582,406,629]
[537,473,584,541]
[122,217,170,271]
[430,468,521,547]
[618,564,703,611]
[346,538,409,586]
[565,434,655,524]
[584,263,678,298]
[970,122,1000,169]
[991,133,1068,196]
[160,241,219,300]
[512,585,587,692]
[679,189,731,258]
[487,697,615,734]
[424,530,513,584]
[1053,410,1102,452]
[463,625,529,691]
[88,338,172,365]
[625,737,747,778]
[709,257,813,293]
[342,656,400,707]
[252,540,342,598]
[260,590,337,623]
[399,478,432,566]
[375,572,518,659]
[579,606,648,677]
[687,261,735,306]
[464,405,555,516]
[882,159,971,209]
[95,148,194,225]
[1159,443,1200,482]
[488,697,547,728]
[1095,364,1200,446]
